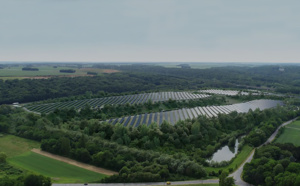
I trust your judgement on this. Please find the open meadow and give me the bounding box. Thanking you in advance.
[0,65,119,80]
[9,152,106,183]
[0,135,106,183]
[0,135,40,157]
[274,120,300,146]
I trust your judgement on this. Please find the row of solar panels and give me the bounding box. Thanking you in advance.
[105,99,283,127]
[24,92,209,113]
[199,89,260,96]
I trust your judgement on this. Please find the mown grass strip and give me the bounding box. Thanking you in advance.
[0,134,40,158]
[8,151,106,183]
[274,121,300,146]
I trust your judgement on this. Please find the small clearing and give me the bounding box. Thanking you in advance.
[274,120,300,146]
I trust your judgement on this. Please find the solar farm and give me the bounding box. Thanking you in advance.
[105,99,283,127]
[23,91,209,113]
[199,89,259,96]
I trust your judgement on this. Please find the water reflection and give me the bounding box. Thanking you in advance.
[208,137,243,162]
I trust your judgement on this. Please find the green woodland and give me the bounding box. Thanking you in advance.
[243,143,300,186]
[1,64,300,185]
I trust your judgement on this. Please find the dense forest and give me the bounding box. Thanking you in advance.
[1,65,300,104]
[243,142,300,186]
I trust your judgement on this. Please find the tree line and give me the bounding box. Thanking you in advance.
[1,65,300,104]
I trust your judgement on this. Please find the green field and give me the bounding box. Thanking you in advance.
[8,151,106,183]
[0,65,118,79]
[0,135,40,157]
[205,145,253,173]
[274,120,300,146]
[0,135,106,183]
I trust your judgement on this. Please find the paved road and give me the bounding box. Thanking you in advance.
[53,179,219,186]
[228,117,298,186]
[263,118,297,145]
[53,118,298,186]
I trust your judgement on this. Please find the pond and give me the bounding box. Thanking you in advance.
[207,136,244,163]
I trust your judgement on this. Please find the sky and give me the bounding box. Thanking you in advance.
[0,0,299,63]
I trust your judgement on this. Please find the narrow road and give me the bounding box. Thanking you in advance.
[53,118,298,186]
[228,117,298,186]
[52,179,219,186]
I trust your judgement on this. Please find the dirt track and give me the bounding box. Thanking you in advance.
[31,149,118,176]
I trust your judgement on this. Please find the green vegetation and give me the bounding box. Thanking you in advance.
[0,65,78,77]
[0,135,105,183]
[0,64,296,104]
[243,143,300,186]
[0,135,40,157]
[9,152,105,183]
[274,121,300,146]
[0,64,118,80]
[59,69,76,73]
[1,103,298,183]
[22,67,39,71]
[1,63,300,184]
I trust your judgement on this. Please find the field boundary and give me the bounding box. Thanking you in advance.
[31,149,117,176]
[286,126,300,131]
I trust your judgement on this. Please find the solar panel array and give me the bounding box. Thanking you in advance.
[24,92,209,113]
[199,89,256,96]
[105,99,283,127]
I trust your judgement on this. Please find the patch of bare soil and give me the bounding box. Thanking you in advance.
[102,69,119,73]
[31,148,117,176]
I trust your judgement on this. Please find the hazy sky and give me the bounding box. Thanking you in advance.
[0,0,299,62]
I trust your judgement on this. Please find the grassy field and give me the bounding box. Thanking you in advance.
[274,120,300,146]
[9,152,106,183]
[205,145,253,173]
[0,134,106,183]
[0,134,40,157]
[156,62,258,69]
[0,65,119,79]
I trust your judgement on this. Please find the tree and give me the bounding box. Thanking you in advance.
[0,152,7,163]
[273,164,284,175]
[59,137,71,156]
[224,177,235,186]
[219,171,235,186]
[24,174,51,186]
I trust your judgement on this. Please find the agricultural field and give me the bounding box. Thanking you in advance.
[156,62,257,69]
[274,120,300,146]
[24,92,209,113]
[9,152,106,183]
[0,65,119,80]
[0,135,106,183]
[106,99,283,127]
[0,135,40,157]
